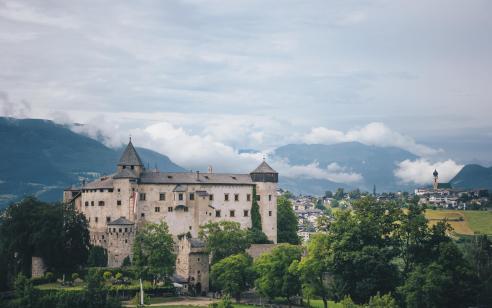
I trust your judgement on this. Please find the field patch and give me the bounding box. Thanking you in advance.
[424,210,492,236]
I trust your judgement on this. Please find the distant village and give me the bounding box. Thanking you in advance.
[283,169,491,242]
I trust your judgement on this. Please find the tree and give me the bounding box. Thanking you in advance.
[0,197,90,286]
[132,222,175,281]
[398,242,475,308]
[324,191,333,198]
[367,292,397,308]
[315,215,330,232]
[251,185,262,230]
[277,196,300,244]
[463,235,492,306]
[315,199,325,211]
[299,234,332,308]
[87,246,108,267]
[334,188,345,200]
[254,244,303,306]
[210,253,255,302]
[248,228,273,244]
[199,221,251,264]
[326,198,402,303]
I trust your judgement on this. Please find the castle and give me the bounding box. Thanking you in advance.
[63,140,278,291]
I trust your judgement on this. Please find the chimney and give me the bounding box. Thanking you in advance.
[208,165,213,173]
[196,171,200,180]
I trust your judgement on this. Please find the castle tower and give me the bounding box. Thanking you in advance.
[250,160,278,243]
[117,139,144,177]
[433,169,439,190]
[106,218,135,267]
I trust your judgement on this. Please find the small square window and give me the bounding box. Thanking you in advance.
[256,195,261,201]
[155,207,160,213]
[230,210,235,217]
[168,207,173,212]
[269,195,272,201]
[244,210,249,217]
[269,211,272,216]
[184,207,189,212]
[85,201,89,207]
[106,217,111,223]
[117,188,121,192]
[247,194,251,202]
[178,193,184,201]
[91,201,94,206]
[215,210,221,217]
[189,193,195,200]
[117,200,122,206]
[209,194,214,201]
[95,217,99,223]
[234,194,239,201]
[98,201,105,206]
[139,193,146,201]
[141,213,145,218]
[159,193,166,201]
[224,194,229,201]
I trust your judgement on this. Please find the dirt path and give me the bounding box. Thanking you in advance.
[123,296,219,307]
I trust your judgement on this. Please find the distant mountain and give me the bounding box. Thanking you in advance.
[273,142,418,194]
[450,164,492,190]
[0,117,184,208]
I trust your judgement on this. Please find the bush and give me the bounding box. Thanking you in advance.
[122,256,131,267]
[115,273,123,280]
[103,271,112,281]
[45,272,54,282]
[217,294,233,308]
[132,293,151,305]
[72,273,80,281]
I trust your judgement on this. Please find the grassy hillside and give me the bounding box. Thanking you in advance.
[424,209,492,236]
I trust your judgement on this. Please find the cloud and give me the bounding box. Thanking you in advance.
[274,160,362,183]
[0,91,31,118]
[394,159,463,185]
[302,122,441,157]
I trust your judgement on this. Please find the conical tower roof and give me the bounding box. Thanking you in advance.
[251,161,277,174]
[118,140,143,166]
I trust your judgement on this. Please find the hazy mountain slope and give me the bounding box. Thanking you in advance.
[450,164,492,189]
[274,142,418,194]
[0,117,184,208]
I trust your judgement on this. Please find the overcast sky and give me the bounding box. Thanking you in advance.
[0,0,491,184]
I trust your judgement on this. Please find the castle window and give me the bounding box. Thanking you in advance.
[101,235,104,239]
[139,193,146,201]
[125,228,128,232]
[125,239,127,243]
[122,166,126,169]
[159,193,166,201]
[131,165,134,169]
[184,207,189,212]
[85,201,89,207]
[91,201,94,206]
[108,189,113,193]
[215,210,221,217]
[269,195,272,201]
[141,213,145,218]
[155,207,160,213]
[247,194,251,202]
[99,189,104,192]
[117,188,121,192]
[269,211,272,216]
[167,175,173,179]
[244,210,249,217]
[117,200,122,206]
[95,217,99,223]
[168,207,173,212]
[189,193,195,200]
[234,194,239,201]
[224,194,229,201]
[230,210,235,217]
[178,193,183,201]
[98,201,105,206]
[106,217,111,223]
[256,195,261,201]
[189,226,192,230]
[209,194,214,201]
[198,270,201,274]
[119,228,122,232]
[198,258,200,261]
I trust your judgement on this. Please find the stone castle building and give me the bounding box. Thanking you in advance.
[64,140,278,289]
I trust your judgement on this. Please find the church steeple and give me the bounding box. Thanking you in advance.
[432,169,439,190]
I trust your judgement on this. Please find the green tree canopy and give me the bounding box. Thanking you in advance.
[254,243,303,305]
[132,221,175,281]
[199,221,252,264]
[0,197,90,288]
[277,196,300,244]
[210,253,255,302]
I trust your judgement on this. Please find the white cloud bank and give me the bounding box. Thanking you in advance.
[394,159,463,185]
[302,122,441,157]
[274,161,362,183]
